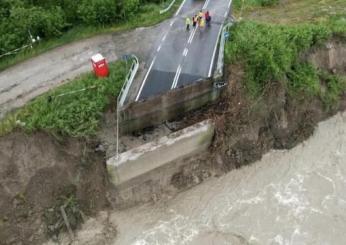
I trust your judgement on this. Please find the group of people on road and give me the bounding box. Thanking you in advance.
[186,10,211,31]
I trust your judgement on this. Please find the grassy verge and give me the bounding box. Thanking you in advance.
[225,17,346,109]
[0,61,127,137]
[233,0,346,24]
[0,0,182,72]
[232,0,279,13]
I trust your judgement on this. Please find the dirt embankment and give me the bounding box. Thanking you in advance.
[0,132,109,244]
[169,38,346,189]
[216,38,346,170]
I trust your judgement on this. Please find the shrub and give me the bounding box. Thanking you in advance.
[77,0,119,25]
[225,21,333,97]
[287,63,320,97]
[120,0,140,19]
[0,6,66,54]
[320,73,346,109]
[0,0,165,56]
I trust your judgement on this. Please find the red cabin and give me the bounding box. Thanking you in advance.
[91,53,109,77]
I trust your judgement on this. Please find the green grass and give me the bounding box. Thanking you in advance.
[233,0,279,11]
[234,0,346,24]
[225,21,331,96]
[287,62,320,97]
[225,18,346,108]
[320,73,346,110]
[0,0,182,72]
[0,61,126,137]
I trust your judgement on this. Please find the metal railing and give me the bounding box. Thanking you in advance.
[116,54,139,161]
[213,21,233,83]
[160,0,177,14]
[117,54,139,108]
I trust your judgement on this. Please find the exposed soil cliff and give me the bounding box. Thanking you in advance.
[0,132,109,244]
[169,39,346,189]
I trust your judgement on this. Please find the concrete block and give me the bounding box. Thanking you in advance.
[119,79,221,134]
[107,120,214,186]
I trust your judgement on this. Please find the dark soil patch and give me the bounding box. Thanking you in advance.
[0,131,109,244]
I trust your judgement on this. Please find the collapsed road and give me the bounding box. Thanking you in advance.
[134,0,233,101]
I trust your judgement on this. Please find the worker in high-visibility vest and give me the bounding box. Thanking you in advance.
[198,10,204,27]
[200,17,205,28]
[186,17,191,31]
[198,10,204,19]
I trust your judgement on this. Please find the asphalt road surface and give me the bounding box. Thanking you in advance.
[135,0,232,101]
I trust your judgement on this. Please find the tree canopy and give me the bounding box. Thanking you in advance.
[0,0,164,56]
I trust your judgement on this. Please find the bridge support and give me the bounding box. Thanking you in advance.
[119,79,221,134]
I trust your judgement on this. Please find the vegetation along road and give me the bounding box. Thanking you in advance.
[0,0,181,119]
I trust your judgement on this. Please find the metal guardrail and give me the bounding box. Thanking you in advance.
[213,21,233,83]
[117,54,139,108]
[160,0,177,14]
[116,54,139,161]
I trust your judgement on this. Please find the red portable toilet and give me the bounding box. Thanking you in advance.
[91,53,109,77]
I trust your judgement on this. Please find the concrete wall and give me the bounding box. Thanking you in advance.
[119,79,220,134]
[107,120,214,207]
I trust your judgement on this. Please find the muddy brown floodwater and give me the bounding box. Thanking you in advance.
[112,111,346,244]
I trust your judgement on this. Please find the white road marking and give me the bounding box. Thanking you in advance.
[188,27,197,44]
[170,19,175,26]
[162,33,168,41]
[202,0,211,9]
[157,45,161,52]
[228,0,232,8]
[208,26,223,77]
[175,0,187,16]
[187,29,194,43]
[171,65,182,89]
[182,48,189,56]
[224,11,228,17]
[136,56,157,101]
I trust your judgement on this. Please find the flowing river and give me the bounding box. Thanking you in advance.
[112,111,346,245]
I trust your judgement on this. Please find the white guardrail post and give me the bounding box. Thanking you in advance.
[213,22,233,83]
[116,54,139,160]
[118,55,139,107]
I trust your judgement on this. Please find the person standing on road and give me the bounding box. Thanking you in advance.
[198,10,204,20]
[192,15,197,28]
[205,10,211,26]
[200,17,205,28]
[197,10,204,28]
[186,17,191,31]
